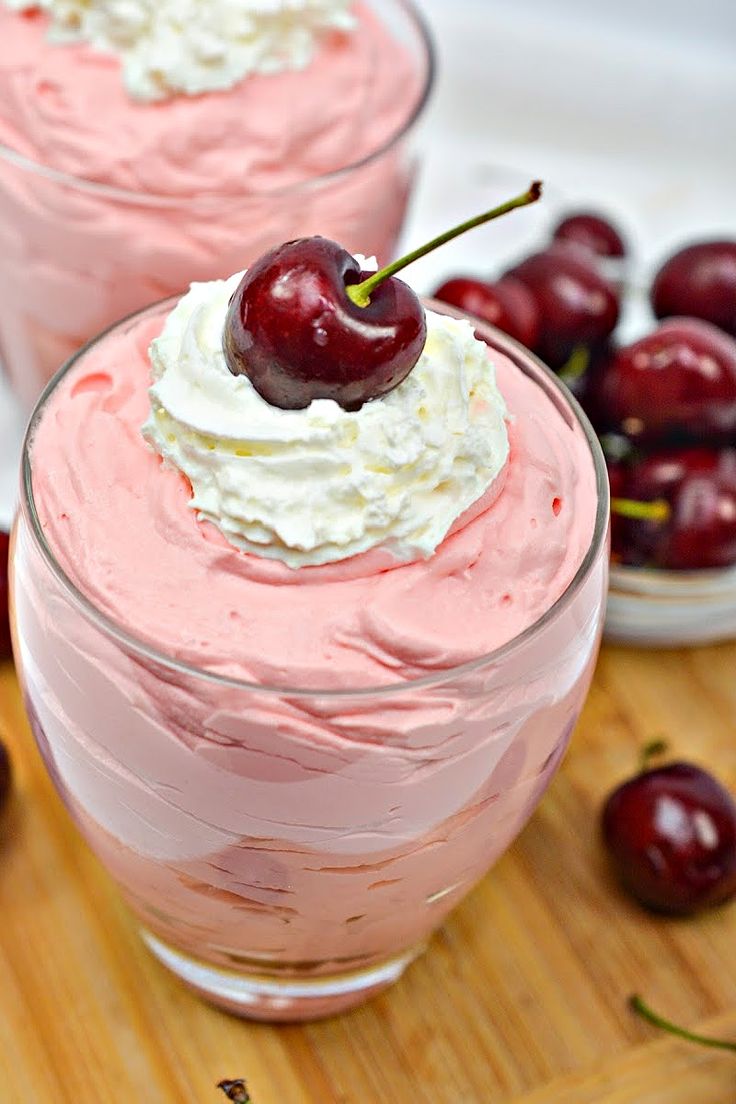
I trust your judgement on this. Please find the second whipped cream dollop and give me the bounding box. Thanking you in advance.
[6,0,355,101]
[143,272,509,569]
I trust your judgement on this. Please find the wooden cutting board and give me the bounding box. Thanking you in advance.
[0,643,734,1104]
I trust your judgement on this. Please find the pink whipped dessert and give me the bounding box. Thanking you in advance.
[13,263,607,1019]
[0,0,430,405]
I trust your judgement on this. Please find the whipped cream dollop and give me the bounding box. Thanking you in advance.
[5,0,355,101]
[143,270,510,569]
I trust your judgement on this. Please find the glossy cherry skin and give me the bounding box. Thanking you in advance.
[602,762,736,915]
[651,241,736,338]
[0,739,10,814]
[0,531,10,661]
[552,211,627,259]
[616,447,736,570]
[594,318,736,444]
[223,237,426,411]
[504,246,619,370]
[433,276,540,349]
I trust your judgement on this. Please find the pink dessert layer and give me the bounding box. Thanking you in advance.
[16,309,606,981]
[31,315,598,689]
[0,5,419,194]
[0,3,424,404]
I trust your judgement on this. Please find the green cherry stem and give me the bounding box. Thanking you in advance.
[217,1080,252,1102]
[558,344,591,384]
[630,995,736,1054]
[346,181,543,308]
[610,497,671,523]
[639,738,670,772]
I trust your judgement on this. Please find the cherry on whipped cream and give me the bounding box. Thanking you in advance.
[223,182,542,411]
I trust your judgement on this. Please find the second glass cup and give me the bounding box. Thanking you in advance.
[11,298,609,1022]
[0,0,433,407]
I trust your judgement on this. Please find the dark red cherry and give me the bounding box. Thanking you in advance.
[223,184,544,411]
[432,276,540,349]
[0,531,10,661]
[560,339,618,428]
[594,318,736,444]
[552,211,626,259]
[602,761,736,915]
[651,241,736,338]
[223,237,426,411]
[615,447,736,569]
[0,739,10,814]
[504,247,619,370]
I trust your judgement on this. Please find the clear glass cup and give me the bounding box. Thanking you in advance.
[11,300,609,1021]
[0,0,433,409]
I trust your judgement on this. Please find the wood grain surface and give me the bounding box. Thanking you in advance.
[0,644,734,1103]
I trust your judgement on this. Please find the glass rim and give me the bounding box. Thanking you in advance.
[19,296,610,700]
[0,0,435,208]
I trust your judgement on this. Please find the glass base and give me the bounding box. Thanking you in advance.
[141,930,423,1022]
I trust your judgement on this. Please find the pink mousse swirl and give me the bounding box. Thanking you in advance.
[0,3,420,195]
[31,312,597,690]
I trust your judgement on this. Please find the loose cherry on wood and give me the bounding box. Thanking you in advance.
[651,240,736,338]
[224,182,543,411]
[602,761,736,915]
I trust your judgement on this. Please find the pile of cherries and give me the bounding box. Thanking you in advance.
[434,223,736,571]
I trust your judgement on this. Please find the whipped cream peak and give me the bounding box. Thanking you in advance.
[6,0,356,101]
[143,269,510,569]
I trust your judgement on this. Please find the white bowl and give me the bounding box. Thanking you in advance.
[605,562,736,646]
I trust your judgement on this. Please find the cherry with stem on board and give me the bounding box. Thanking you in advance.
[602,753,736,915]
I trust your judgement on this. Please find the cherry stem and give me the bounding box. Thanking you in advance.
[558,344,590,384]
[640,738,669,772]
[217,1081,251,1102]
[346,181,543,308]
[629,995,736,1054]
[610,497,671,523]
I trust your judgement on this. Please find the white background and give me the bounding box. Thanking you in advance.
[1,0,734,525]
